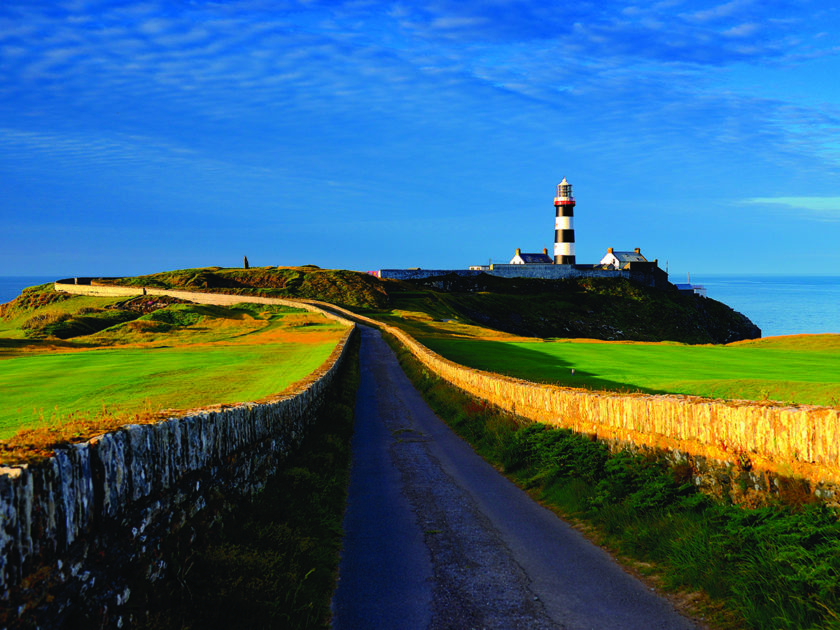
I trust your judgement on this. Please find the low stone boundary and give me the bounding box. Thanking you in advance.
[317,303,840,502]
[53,278,351,323]
[373,266,664,288]
[1,284,355,628]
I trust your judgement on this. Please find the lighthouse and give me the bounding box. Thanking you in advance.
[554,177,576,264]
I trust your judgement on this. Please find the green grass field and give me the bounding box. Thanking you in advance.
[421,335,840,406]
[0,288,346,440]
[0,342,337,439]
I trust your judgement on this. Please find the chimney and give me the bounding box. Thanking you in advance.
[608,247,614,254]
[634,247,641,254]
[542,247,548,256]
[516,247,521,257]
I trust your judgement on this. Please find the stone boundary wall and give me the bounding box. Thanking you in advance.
[1,284,356,628]
[375,267,632,280]
[374,269,483,280]
[317,303,840,496]
[483,264,633,281]
[374,266,665,288]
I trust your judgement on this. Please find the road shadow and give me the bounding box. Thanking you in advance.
[421,338,670,396]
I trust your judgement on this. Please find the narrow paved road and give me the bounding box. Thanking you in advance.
[332,326,699,630]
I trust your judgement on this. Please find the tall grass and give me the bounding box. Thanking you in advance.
[389,334,840,630]
[0,402,163,464]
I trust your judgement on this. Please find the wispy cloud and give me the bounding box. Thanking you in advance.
[683,0,754,24]
[0,126,277,189]
[2,1,840,216]
[743,197,840,221]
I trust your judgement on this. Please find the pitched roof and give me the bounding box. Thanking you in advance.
[610,251,647,263]
[518,252,553,264]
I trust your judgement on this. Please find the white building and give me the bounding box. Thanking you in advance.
[600,247,647,270]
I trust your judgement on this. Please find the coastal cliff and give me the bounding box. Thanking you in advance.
[394,273,761,344]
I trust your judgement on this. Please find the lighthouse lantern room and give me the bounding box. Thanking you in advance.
[553,177,576,265]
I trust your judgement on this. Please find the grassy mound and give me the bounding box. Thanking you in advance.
[101,266,390,310]
[1,283,71,311]
[22,307,139,339]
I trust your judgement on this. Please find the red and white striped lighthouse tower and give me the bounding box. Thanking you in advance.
[554,177,576,264]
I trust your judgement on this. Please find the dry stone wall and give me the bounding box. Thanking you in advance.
[1,284,355,629]
[318,303,840,503]
[374,266,662,287]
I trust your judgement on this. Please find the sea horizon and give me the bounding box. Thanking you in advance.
[2,273,839,339]
[694,274,840,338]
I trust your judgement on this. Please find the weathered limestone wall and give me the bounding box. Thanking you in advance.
[374,267,628,281]
[317,304,840,499]
[374,269,483,280]
[373,266,664,287]
[1,286,355,629]
[484,264,632,280]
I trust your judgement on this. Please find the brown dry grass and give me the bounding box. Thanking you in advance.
[0,404,166,465]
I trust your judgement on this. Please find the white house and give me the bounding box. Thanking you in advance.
[600,247,648,269]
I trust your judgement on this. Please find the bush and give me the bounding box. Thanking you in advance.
[139,305,204,329]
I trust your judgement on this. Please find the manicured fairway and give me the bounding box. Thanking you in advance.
[0,293,347,440]
[0,340,338,439]
[421,335,840,406]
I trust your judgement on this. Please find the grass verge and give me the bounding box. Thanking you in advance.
[139,330,359,630]
[387,333,840,630]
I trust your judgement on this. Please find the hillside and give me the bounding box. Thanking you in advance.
[98,266,390,310]
[384,273,760,344]
[74,266,759,344]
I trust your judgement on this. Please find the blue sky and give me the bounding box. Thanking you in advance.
[2,0,840,279]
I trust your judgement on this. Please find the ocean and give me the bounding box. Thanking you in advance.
[1,275,838,339]
[697,275,840,338]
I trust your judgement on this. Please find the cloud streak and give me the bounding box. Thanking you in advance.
[743,197,840,221]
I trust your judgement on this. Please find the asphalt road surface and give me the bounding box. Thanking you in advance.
[331,326,699,630]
